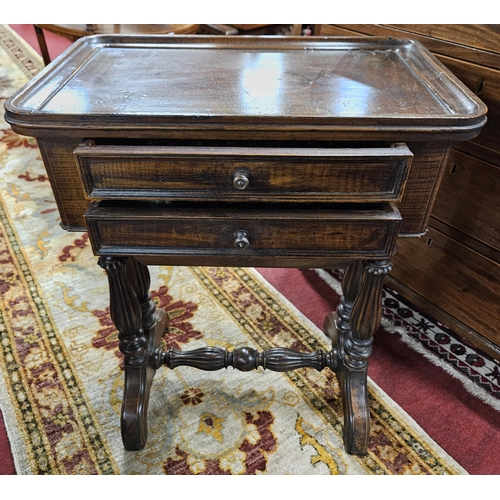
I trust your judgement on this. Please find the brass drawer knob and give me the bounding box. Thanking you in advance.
[233,169,250,190]
[234,230,250,249]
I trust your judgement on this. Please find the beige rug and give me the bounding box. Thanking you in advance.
[0,24,466,474]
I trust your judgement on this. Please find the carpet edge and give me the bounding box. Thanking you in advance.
[250,268,469,474]
[0,24,43,76]
[0,369,29,474]
[368,382,468,475]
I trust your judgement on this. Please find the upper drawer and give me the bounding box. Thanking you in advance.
[74,141,412,203]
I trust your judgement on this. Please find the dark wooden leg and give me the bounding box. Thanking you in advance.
[343,259,392,455]
[34,25,51,66]
[98,256,167,451]
[324,262,363,381]
[324,259,392,455]
[324,262,363,344]
[127,257,159,333]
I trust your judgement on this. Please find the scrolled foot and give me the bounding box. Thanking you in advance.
[336,363,370,455]
[99,255,170,451]
[122,309,168,450]
[324,259,392,455]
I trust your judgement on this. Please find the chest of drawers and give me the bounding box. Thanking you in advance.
[4,35,486,455]
[316,24,500,359]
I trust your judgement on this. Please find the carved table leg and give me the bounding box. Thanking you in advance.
[324,262,363,345]
[98,256,168,451]
[324,259,392,455]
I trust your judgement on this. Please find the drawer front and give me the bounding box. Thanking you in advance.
[85,202,401,264]
[387,25,500,55]
[432,149,500,252]
[74,143,412,203]
[436,55,500,157]
[392,227,500,346]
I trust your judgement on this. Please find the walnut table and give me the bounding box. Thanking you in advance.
[4,35,487,455]
[33,24,200,65]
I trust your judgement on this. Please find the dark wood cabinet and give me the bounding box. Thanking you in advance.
[315,24,500,359]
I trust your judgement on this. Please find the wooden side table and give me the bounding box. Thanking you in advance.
[4,35,487,455]
[199,24,300,36]
[34,24,200,65]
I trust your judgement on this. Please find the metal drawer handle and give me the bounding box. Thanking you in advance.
[233,169,250,190]
[234,230,250,249]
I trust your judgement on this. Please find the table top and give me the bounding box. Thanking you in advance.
[5,35,487,140]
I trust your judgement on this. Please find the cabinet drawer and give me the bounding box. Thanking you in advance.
[436,55,500,156]
[392,227,500,346]
[85,201,401,266]
[387,25,500,55]
[74,142,412,203]
[433,149,500,252]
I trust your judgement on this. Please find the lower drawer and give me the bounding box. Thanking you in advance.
[85,201,401,267]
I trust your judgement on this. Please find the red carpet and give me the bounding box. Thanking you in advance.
[9,24,72,61]
[2,25,500,475]
[0,412,14,474]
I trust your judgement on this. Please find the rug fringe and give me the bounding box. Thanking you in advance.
[384,323,500,413]
[0,380,28,474]
[312,268,500,413]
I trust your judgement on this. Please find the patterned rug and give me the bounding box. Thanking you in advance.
[313,268,500,409]
[0,24,467,475]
